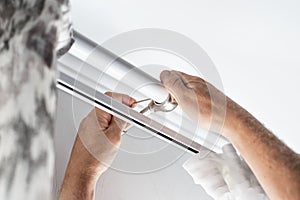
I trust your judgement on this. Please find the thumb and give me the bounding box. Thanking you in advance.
[105,92,136,132]
[160,70,189,101]
[105,92,136,107]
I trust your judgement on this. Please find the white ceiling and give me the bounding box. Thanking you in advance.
[54,0,300,199]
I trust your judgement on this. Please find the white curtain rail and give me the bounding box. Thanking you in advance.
[57,72,206,154]
[63,31,170,104]
[57,31,229,153]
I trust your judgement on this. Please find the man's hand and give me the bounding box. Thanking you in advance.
[59,92,135,200]
[160,70,237,135]
[160,70,300,200]
[76,92,136,174]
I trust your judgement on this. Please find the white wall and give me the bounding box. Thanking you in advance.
[54,0,300,199]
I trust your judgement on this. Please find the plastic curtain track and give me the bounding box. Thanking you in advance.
[57,31,229,154]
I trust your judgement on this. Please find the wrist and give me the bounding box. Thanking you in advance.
[60,138,108,198]
[71,135,109,176]
[223,99,261,144]
[59,162,104,200]
[223,99,248,139]
[66,153,107,184]
[65,162,101,188]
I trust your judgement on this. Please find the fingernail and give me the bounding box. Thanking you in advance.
[129,98,136,107]
[122,95,131,105]
[123,96,136,107]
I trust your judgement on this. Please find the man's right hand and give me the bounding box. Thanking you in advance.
[160,70,300,200]
[160,70,238,136]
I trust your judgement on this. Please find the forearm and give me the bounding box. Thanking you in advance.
[224,100,300,200]
[59,94,131,199]
[159,70,300,199]
[59,136,105,200]
[59,167,98,200]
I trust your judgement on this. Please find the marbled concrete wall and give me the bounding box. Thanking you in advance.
[0,1,72,199]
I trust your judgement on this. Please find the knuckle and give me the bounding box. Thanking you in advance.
[106,132,121,144]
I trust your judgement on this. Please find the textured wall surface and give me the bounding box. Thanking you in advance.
[0,0,72,199]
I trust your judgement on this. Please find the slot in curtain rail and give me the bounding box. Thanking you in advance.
[57,72,211,154]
